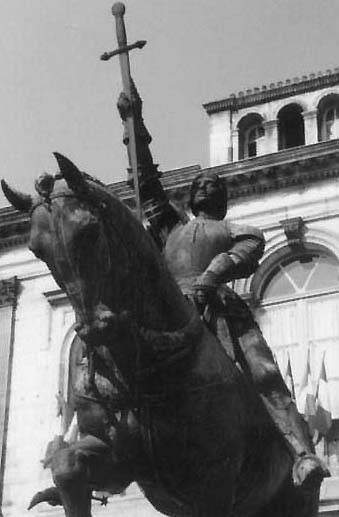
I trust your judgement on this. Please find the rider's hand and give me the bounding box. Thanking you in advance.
[193,271,219,314]
[117,92,131,121]
[193,287,212,315]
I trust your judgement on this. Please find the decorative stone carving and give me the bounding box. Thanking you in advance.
[280,217,305,248]
[0,278,18,308]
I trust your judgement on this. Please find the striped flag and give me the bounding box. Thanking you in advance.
[284,352,296,400]
[314,354,332,437]
[297,348,316,421]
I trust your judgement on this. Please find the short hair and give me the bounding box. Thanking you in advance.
[189,171,228,217]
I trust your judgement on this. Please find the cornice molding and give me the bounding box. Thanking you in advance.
[0,234,29,250]
[203,69,339,115]
[1,140,339,249]
[43,288,68,307]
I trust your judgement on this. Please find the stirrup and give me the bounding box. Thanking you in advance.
[293,454,330,487]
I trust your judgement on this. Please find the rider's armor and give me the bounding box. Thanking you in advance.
[164,218,264,296]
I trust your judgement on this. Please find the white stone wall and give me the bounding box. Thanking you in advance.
[208,110,232,166]
[0,247,59,516]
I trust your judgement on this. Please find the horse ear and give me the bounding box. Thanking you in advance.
[53,152,87,193]
[1,179,33,212]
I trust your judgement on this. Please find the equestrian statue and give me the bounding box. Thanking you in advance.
[1,4,329,517]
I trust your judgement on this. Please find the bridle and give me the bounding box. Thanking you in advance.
[32,187,141,391]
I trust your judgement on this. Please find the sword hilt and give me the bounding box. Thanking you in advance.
[100,40,146,61]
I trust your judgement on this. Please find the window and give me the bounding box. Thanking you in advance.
[255,251,339,474]
[278,104,305,150]
[322,105,339,141]
[317,94,339,142]
[238,114,265,160]
[261,253,338,301]
[245,125,265,158]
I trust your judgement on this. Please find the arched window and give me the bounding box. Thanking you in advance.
[278,104,305,150]
[254,250,339,474]
[317,93,339,142]
[238,114,265,160]
[256,251,339,391]
[322,105,339,141]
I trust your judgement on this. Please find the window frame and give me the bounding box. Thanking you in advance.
[321,104,339,141]
[243,123,265,159]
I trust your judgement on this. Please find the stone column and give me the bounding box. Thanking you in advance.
[231,128,239,162]
[0,278,18,512]
[303,110,318,145]
[263,119,279,154]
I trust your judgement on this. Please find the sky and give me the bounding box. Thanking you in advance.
[1,0,339,207]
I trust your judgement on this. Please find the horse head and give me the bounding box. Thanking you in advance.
[2,154,190,355]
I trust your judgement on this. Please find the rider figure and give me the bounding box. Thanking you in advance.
[117,83,328,486]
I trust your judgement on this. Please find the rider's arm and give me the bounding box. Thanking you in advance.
[117,84,185,249]
[195,223,265,289]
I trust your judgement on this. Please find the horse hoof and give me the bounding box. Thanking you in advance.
[28,486,62,510]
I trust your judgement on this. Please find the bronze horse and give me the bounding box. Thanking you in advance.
[2,153,323,517]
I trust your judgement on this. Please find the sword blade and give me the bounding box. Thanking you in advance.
[112,2,142,220]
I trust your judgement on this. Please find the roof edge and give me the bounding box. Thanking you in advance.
[203,68,339,115]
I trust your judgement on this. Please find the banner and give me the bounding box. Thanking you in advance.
[314,354,332,437]
[284,352,296,400]
[297,348,316,421]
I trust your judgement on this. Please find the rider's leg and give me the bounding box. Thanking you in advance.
[236,323,329,485]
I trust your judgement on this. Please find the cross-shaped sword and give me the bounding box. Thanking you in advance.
[100,2,146,221]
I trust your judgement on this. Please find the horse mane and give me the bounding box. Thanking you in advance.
[83,173,159,261]
[72,172,190,332]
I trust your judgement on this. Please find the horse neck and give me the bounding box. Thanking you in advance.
[137,264,193,332]
[105,209,192,333]
[103,270,193,392]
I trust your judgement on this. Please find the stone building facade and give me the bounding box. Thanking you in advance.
[1,69,339,515]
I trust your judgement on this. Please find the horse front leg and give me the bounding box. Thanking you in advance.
[52,445,92,517]
[50,433,133,517]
